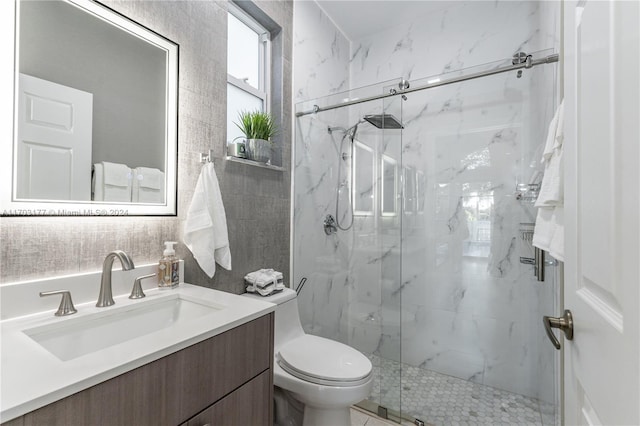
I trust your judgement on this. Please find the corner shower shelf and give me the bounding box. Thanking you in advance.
[225,155,285,171]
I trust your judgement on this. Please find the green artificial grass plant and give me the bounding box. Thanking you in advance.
[234,110,278,141]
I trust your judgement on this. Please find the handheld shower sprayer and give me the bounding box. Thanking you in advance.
[328,114,405,233]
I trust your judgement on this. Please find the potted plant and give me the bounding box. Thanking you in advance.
[234,110,278,163]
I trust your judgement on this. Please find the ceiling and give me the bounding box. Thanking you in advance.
[314,0,451,41]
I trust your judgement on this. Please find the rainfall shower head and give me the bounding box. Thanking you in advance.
[363,114,404,129]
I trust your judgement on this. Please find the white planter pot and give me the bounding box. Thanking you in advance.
[244,138,271,163]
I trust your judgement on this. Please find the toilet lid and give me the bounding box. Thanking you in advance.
[277,335,372,386]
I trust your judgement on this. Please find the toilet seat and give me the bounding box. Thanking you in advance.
[277,335,372,387]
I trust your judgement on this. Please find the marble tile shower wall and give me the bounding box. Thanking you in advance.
[1,0,293,295]
[292,0,354,337]
[293,0,559,403]
[349,1,559,87]
[293,1,350,102]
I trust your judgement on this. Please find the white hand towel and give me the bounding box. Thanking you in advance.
[184,162,231,278]
[540,101,563,163]
[535,146,564,206]
[536,100,564,207]
[532,207,565,262]
[532,207,554,252]
[132,167,165,203]
[548,206,564,262]
[533,100,565,261]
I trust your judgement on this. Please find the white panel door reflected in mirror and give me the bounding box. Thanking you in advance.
[17,74,93,201]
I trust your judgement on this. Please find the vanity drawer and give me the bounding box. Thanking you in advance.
[3,313,274,426]
[182,370,271,426]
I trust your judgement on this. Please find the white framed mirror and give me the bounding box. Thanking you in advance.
[1,0,178,216]
[352,140,374,216]
[381,154,398,216]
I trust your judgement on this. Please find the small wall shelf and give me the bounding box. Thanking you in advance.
[225,155,285,171]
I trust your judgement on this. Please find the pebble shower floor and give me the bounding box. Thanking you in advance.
[366,354,557,426]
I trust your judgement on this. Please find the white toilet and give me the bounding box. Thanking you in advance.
[244,288,373,426]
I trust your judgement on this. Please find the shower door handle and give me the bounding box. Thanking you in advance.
[543,310,574,350]
[534,247,545,282]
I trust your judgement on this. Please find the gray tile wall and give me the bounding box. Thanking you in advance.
[0,0,293,294]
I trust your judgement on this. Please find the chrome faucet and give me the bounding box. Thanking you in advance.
[97,250,135,307]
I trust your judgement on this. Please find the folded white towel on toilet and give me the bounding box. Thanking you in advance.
[245,269,284,296]
[245,269,284,287]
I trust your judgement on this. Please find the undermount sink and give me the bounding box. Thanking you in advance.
[23,294,223,361]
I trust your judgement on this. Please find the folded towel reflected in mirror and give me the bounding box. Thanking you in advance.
[92,162,166,203]
[92,162,132,202]
[132,167,165,203]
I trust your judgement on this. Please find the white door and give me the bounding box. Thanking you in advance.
[17,73,93,200]
[563,0,639,424]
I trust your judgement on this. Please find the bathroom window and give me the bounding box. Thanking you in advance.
[227,3,271,143]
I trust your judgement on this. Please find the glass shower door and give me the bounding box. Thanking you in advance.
[362,87,404,421]
[396,55,558,425]
[293,82,404,421]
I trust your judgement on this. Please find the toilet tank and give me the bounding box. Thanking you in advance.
[242,288,305,350]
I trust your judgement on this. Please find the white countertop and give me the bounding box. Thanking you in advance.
[0,282,275,422]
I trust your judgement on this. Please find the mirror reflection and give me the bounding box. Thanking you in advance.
[381,154,397,216]
[353,140,374,215]
[403,167,416,214]
[11,0,177,212]
[416,170,425,213]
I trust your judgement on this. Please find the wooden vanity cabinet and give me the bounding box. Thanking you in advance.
[182,370,271,426]
[3,313,274,426]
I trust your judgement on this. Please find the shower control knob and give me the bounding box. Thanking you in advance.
[323,214,338,235]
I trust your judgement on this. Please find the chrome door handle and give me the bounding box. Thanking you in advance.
[543,309,574,350]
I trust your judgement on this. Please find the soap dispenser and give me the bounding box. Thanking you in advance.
[158,241,179,289]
